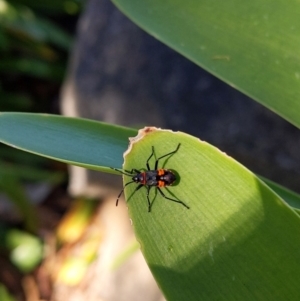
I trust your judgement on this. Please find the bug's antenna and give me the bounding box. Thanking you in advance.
[111,167,133,177]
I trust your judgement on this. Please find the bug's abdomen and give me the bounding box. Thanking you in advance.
[145,169,176,187]
[159,169,176,186]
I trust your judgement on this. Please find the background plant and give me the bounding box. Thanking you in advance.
[0,1,79,298]
[0,0,79,218]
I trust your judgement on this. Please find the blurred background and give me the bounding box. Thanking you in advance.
[1,0,300,300]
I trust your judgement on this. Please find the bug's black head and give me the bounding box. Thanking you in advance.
[133,174,143,183]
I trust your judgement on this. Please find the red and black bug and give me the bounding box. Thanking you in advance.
[111,143,190,212]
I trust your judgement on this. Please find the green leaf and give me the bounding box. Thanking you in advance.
[0,283,16,301]
[110,239,140,270]
[0,58,66,80]
[9,0,82,14]
[259,176,300,210]
[0,145,48,165]
[0,172,38,232]
[4,229,43,273]
[0,1,73,50]
[0,89,32,110]
[123,128,300,301]
[0,161,65,184]
[0,112,136,172]
[111,0,300,128]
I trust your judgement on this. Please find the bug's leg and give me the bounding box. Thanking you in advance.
[157,187,189,209]
[135,184,144,192]
[146,186,152,212]
[117,183,143,206]
[116,180,135,206]
[146,146,155,170]
[154,143,181,169]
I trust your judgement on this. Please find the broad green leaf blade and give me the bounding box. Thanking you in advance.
[124,128,300,301]
[111,0,300,128]
[0,113,136,172]
[259,176,300,210]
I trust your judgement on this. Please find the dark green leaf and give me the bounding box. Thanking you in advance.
[111,0,300,127]
[0,112,136,172]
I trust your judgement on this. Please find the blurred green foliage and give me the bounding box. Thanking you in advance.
[0,224,44,272]
[0,282,16,301]
[0,0,72,278]
[0,0,81,112]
